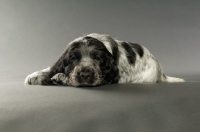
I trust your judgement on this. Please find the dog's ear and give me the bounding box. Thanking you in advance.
[39,46,72,85]
[102,54,120,84]
[45,41,82,79]
[51,56,65,74]
[42,47,69,79]
[48,52,68,77]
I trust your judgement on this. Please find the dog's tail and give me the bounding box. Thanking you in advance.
[162,74,185,83]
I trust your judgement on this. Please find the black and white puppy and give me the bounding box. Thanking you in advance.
[24,33,184,87]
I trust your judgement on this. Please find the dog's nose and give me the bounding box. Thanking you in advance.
[80,72,91,80]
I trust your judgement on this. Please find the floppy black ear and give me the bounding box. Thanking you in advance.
[102,54,120,84]
[40,50,68,85]
[48,53,66,77]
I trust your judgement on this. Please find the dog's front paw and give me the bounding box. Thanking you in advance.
[51,73,68,85]
[24,72,51,85]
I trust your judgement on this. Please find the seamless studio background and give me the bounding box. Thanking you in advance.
[0,0,199,82]
[0,1,200,132]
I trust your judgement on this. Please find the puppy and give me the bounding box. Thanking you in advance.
[24,33,184,87]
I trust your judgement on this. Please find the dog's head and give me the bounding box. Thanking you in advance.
[54,35,120,87]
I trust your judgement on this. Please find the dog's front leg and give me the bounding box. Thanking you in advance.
[24,67,52,85]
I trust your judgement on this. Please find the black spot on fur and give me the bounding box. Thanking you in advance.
[84,36,93,40]
[128,42,144,57]
[111,46,119,65]
[121,42,136,65]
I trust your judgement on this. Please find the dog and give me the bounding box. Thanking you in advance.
[24,33,184,87]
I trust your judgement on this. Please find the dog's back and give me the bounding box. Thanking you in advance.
[88,33,184,83]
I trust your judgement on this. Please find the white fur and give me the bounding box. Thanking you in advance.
[24,67,50,85]
[163,76,185,83]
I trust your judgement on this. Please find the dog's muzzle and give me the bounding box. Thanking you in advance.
[77,67,95,86]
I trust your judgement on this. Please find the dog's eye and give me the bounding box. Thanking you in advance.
[71,56,78,61]
[94,56,101,60]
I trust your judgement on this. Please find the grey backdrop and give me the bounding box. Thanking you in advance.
[1,1,200,132]
[0,0,199,81]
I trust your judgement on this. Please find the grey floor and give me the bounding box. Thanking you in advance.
[0,74,200,132]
